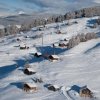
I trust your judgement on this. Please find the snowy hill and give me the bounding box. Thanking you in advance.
[0,16,100,100]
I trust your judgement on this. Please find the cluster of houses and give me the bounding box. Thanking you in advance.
[53,38,69,48]
[21,54,94,98]
[34,52,60,62]
[11,24,95,98]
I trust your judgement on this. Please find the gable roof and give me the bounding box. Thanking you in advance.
[35,52,42,56]
[50,55,59,59]
[25,82,37,88]
[25,67,35,72]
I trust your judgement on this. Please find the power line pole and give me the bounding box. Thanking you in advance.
[42,33,43,47]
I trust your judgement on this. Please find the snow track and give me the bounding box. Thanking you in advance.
[61,86,72,100]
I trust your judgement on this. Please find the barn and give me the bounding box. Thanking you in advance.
[34,52,42,57]
[23,82,37,92]
[24,67,36,75]
[19,43,29,49]
[53,43,59,47]
[79,86,93,98]
[49,55,59,61]
[47,84,60,91]
[59,41,68,47]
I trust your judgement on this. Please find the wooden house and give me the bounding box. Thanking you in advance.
[79,86,93,98]
[64,38,68,41]
[58,40,68,48]
[49,55,59,61]
[47,84,60,91]
[34,52,42,57]
[19,44,29,49]
[24,67,36,75]
[56,30,62,34]
[53,43,59,47]
[23,82,37,92]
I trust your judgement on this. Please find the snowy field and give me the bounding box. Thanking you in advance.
[0,17,100,100]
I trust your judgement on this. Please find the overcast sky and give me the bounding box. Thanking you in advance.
[0,0,100,16]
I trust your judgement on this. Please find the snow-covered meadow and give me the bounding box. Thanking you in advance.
[0,17,100,100]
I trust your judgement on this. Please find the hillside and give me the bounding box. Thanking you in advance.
[0,16,100,100]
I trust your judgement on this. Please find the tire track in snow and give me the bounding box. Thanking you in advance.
[61,86,72,100]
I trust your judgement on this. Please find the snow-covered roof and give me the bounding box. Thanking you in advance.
[26,67,35,72]
[52,85,59,89]
[16,25,21,29]
[53,43,59,47]
[25,82,37,88]
[35,52,42,56]
[20,43,26,47]
[61,40,68,44]
[50,55,59,59]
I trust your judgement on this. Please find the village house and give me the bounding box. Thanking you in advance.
[19,43,29,49]
[59,41,68,47]
[64,38,68,41]
[24,67,36,75]
[23,82,38,92]
[79,86,93,98]
[34,52,42,57]
[56,30,62,34]
[53,43,59,47]
[48,55,59,61]
[47,84,60,91]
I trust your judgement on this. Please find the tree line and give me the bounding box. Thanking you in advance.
[67,32,97,49]
[0,6,100,37]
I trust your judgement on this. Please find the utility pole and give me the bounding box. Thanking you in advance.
[53,44,55,55]
[42,33,43,47]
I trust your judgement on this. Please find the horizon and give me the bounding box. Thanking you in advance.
[0,0,100,17]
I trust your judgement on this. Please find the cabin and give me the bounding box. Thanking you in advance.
[59,42,68,47]
[16,38,21,41]
[56,30,62,34]
[59,43,66,47]
[49,55,59,61]
[23,82,37,92]
[24,67,36,75]
[19,44,29,49]
[79,86,93,98]
[47,84,60,91]
[64,38,68,41]
[53,43,59,47]
[34,52,42,57]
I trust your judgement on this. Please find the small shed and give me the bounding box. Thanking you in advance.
[53,43,59,47]
[79,86,93,98]
[49,55,59,61]
[59,42,68,47]
[23,82,37,92]
[56,30,62,34]
[47,84,60,91]
[19,44,29,49]
[34,52,42,57]
[24,67,36,75]
[64,38,68,41]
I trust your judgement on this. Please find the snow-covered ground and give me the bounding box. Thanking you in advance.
[0,17,100,100]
